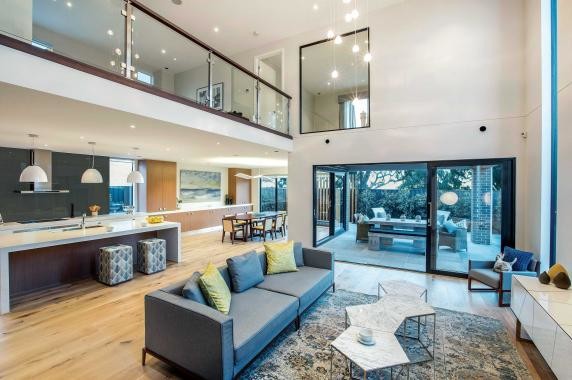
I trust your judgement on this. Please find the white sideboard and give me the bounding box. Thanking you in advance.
[511,275,572,379]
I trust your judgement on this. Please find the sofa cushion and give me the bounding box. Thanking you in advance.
[443,220,458,234]
[503,247,534,272]
[182,272,207,304]
[199,263,232,314]
[293,242,305,267]
[230,287,298,372]
[256,266,333,313]
[469,268,500,288]
[265,241,298,275]
[226,251,264,293]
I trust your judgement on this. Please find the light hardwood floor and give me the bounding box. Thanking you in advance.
[0,230,554,379]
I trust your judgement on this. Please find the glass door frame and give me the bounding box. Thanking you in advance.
[426,158,516,278]
[313,166,348,246]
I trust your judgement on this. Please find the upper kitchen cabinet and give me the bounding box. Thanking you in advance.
[138,160,177,212]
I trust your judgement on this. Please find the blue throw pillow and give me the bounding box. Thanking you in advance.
[182,272,207,304]
[503,247,534,272]
[294,242,305,267]
[226,251,264,292]
[443,220,458,234]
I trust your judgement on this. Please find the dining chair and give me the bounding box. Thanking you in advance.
[252,217,274,242]
[274,214,285,238]
[221,218,246,244]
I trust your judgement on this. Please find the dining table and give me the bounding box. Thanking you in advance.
[231,211,283,240]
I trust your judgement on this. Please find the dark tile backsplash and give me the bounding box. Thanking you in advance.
[0,147,110,222]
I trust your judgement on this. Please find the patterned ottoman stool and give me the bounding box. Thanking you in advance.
[98,244,133,286]
[137,238,166,274]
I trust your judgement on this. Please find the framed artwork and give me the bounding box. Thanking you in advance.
[196,82,224,110]
[180,170,221,203]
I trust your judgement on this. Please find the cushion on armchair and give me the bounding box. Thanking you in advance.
[503,247,534,272]
[442,220,458,234]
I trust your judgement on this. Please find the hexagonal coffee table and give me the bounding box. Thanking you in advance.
[378,280,428,302]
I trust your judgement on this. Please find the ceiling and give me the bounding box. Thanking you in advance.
[0,82,287,168]
[138,0,404,56]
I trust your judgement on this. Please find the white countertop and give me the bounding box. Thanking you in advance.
[0,220,180,252]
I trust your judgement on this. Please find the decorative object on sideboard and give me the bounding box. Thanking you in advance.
[126,148,145,184]
[89,205,101,216]
[539,263,571,289]
[81,142,103,183]
[19,134,48,183]
[176,198,182,209]
[224,194,233,205]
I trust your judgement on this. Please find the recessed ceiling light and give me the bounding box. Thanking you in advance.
[216,142,220,145]
[161,49,166,54]
[331,70,339,79]
[351,9,359,19]
[44,144,49,147]
[327,81,331,86]
[342,0,351,3]
[130,124,136,129]
[114,48,122,55]
[109,60,116,66]
[313,3,319,10]
[213,26,219,33]
[107,29,114,36]
[173,57,177,61]
[301,56,305,60]
[134,53,140,59]
[80,136,85,139]
[66,1,72,7]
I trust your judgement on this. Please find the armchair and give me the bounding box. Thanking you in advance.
[438,227,467,252]
[468,258,540,307]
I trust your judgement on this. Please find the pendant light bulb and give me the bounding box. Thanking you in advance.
[334,35,343,45]
[331,69,339,79]
[344,13,353,23]
[351,9,359,19]
[342,0,351,3]
[352,44,360,53]
[326,29,335,39]
[364,52,372,62]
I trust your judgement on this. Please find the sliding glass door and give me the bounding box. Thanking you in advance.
[427,159,515,275]
[314,167,347,244]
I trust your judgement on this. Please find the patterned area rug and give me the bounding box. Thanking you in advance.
[238,290,531,379]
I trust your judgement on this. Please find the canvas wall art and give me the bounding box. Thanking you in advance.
[180,170,221,203]
[196,83,224,110]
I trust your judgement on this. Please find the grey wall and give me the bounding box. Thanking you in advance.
[0,147,109,222]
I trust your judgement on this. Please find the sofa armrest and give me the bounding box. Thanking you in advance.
[501,271,538,290]
[468,260,495,271]
[145,291,234,380]
[303,247,334,271]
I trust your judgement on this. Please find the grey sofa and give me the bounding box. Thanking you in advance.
[143,246,334,379]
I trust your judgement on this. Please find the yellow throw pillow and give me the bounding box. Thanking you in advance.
[199,263,231,314]
[548,263,568,280]
[265,241,298,275]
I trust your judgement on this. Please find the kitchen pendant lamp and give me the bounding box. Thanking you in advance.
[81,142,103,184]
[126,147,144,183]
[19,134,48,183]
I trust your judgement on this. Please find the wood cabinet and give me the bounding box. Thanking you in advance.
[162,211,191,232]
[161,205,253,233]
[228,168,252,204]
[139,160,177,212]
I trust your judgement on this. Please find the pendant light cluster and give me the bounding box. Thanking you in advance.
[326,0,372,82]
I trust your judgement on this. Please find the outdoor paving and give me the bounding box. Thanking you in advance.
[321,224,500,273]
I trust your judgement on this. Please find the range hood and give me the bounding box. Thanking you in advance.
[17,149,70,194]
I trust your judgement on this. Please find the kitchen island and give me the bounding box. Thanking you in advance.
[0,219,180,314]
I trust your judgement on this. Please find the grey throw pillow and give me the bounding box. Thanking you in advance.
[226,251,264,292]
[294,242,305,267]
[182,272,207,304]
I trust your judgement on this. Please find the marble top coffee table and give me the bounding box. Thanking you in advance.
[378,280,428,301]
[330,326,410,380]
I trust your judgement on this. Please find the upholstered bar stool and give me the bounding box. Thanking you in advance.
[137,238,167,274]
[97,244,134,286]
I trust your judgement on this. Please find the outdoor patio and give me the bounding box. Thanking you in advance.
[321,224,501,273]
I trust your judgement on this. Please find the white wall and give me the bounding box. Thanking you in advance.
[234,0,528,247]
[556,0,572,268]
[176,163,228,209]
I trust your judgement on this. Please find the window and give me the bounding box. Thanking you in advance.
[136,71,154,85]
[260,176,287,212]
[109,159,135,213]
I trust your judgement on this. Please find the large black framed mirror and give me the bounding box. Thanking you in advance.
[300,28,370,134]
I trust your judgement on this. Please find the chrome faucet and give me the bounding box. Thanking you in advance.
[81,213,86,230]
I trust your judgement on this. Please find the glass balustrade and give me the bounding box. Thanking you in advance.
[0,0,290,135]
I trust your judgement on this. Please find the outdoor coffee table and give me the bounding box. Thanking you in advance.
[330,326,410,380]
